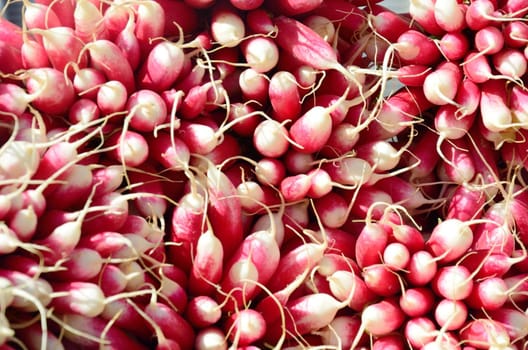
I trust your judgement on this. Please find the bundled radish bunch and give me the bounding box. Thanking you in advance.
[1,0,528,349]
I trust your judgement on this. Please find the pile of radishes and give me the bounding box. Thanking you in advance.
[1,0,528,348]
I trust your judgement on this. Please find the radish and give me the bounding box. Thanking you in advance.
[423,62,462,106]
[268,70,302,123]
[82,39,136,94]
[134,0,165,57]
[352,298,405,349]
[355,222,389,269]
[486,307,528,341]
[327,270,377,312]
[238,68,269,105]
[194,327,227,350]
[210,6,245,48]
[49,281,105,317]
[23,67,75,116]
[96,80,128,115]
[242,36,279,73]
[185,296,222,329]
[125,89,167,132]
[310,0,366,34]
[188,229,224,296]
[253,119,290,158]
[406,250,438,286]
[434,0,466,33]
[409,0,444,36]
[426,218,474,263]
[395,29,441,66]
[399,287,435,317]
[265,292,349,344]
[224,309,266,347]
[437,31,470,61]
[73,0,108,42]
[137,41,184,92]
[460,318,512,350]
[405,317,438,349]
[466,277,508,310]
[362,264,401,297]
[434,299,468,331]
[318,315,365,349]
[432,265,473,301]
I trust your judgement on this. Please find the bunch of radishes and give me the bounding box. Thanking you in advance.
[1,0,528,348]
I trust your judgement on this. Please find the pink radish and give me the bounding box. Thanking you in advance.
[434,0,466,32]
[395,29,441,66]
[149,131,190,171]
[238,68,269,105]
[242,36,279,73]
[185,296,222,329]
[327,270,377,312]
[134,0,165,57]
[426,218,474,263]
[423,62,462,106]
[23,67,75,116]
[437,31,470,61]
[96,80,128,115]
[253,119,290,158]
[265,292,348,344]
[486,307,528,341]
[460,318,511,349]
[465,0,496,30]
[405,317,438,349]
[114,14,141,71]
[136,40,185,92]
[353,298,405,349]
[434,299,468,331]
[492,48,527,80]
[72,67,106,99]
[355,222,389,269]
[210,6,245,48]
[311,0,366,34]
[363,264,401,297]
[466,277,508,310]
[406,250,438,286]
[409,0,444,36]
[224,309,266,347]
[107,130,149,168]
[432,265,473,300]
[189,229,224,296]
[268,70,302,123]
[318,315,365,349]
[49,281,105,317]
[194,327,227,350]
[82,39,136,94]
[73,0,108,42]
[312,191,349,228]
[399,287,435,317]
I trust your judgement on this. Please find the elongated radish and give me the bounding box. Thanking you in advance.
[189,229,224,296]
[136,40,185,92]
[268,70,302,123]
[82,39,135,94]
[395,29,441,66]
[357,299,405,338]
[185,296,222,329]
[406,250,438,286]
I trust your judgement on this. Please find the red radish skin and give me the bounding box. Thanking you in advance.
[355,222,389,269]
[114,16,141,71]
[238,68,269,105]
[318,315,365,349]
[466,277,508,310]
[310,0,366,34]
[357,299,405,339]
[485,307,528,341]
[437,31,470,61]
[107,130,149,168]
[134,0,165,57]
[49,281,105,317]
[24,67,76,116]
[426,218,473,263]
